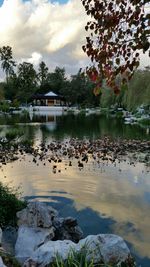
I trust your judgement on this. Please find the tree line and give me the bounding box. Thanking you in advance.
[0,46,149,110]
[0,46,99,107]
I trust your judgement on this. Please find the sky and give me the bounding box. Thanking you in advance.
[0,0,149,80]
[0,0,89,79]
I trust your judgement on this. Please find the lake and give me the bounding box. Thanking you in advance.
[0,112,150,267]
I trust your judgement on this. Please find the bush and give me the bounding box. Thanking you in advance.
[0,182,26,228]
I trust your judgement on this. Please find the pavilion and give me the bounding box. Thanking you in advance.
[32,91,65,106]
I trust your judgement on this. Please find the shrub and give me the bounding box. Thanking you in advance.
[0,182,26,228]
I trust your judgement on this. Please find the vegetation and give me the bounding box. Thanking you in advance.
[0,251,21,267]
[100,68,150,111]
[52,248,136,267]
[81,0,150,93]
[0,182,26,228]
[0,46,150,110]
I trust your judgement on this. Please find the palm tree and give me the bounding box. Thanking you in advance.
[0,46,16,83]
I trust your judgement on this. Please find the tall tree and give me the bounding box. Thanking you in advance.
[17,62,37,103]
[47,67,66,94]
[0,46,16,83]
[81,0,150,94]
[38,61,49,87]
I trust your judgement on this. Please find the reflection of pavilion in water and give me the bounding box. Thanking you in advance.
[29,112,57,131]
[44,115,56,131]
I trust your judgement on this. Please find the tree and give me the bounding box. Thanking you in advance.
[38,61,49,87]
[16,62,37,103]
[0,46,16,83]
[47,67,67,94]
[81,0,150,94]
[61,70,99,107]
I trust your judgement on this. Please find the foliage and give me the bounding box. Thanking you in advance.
[0,101,10,113]
[16,62,38,103]
[38,61,49,84]
[0,182,26,227]
[52,247,136,267]
[139,118,150,125]
[100,68,150,110]
[47,67,67,95]
[0,251,21,267]
[81,0,150,93]
[0,46,16,83]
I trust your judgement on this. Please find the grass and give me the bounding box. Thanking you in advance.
[5,129,24,141]
[51,247,136,267]
[0,182,26,228]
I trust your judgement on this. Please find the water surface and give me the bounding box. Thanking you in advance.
[0,112,150,267]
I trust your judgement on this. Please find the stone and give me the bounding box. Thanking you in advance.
[1,226,17,255]
[76,234,131,264]
[0,228,2,246]
[0,257,6,267]
[63,217,77,227]
[52,216,83,243]
[15,225,55,263]
[17,202,58,228]
[23,240,76,267]
[24,234,131,267]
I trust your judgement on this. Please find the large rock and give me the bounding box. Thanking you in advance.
[76,234,130,264]
[1,226,17,255]
[15,226,55,263]
[0,257,6,267]
[0,228,2,246]
[17,202,83,243]
[24,240,76,267]
[17,202,58,228]
[24,234,131,267]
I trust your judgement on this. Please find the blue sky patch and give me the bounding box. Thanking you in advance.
[0,0,69,6]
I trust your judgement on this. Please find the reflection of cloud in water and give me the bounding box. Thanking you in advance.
[1,156,150,265]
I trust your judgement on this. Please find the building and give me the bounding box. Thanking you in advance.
[32,91,65,106]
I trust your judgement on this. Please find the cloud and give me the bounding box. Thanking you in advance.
[0,0,88,78]
[0,0,149,80]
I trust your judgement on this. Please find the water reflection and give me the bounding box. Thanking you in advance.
[0,113,149,140]
[0,113,150,267]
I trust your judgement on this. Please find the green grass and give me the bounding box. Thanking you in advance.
[0,182,26,228]
[5,129,24,141]
[51,247,136,267]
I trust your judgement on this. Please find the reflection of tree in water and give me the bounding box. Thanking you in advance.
[0,113,149,142]
[48,114,149,140]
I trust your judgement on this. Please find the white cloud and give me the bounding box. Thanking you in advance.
[0,0,88,78]
[0,0,149,80]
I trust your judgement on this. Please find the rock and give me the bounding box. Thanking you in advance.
[0,228,2,246]
[76,234,130,264]
[24,234,131,267]
[0,257,6,267]
[53,216,83,243]
[1,226,17,255]
[63,217,77,227]
[17,202,58,228]
[23,240,76,267]
[15,203,83,263]
[15,225,55,263]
